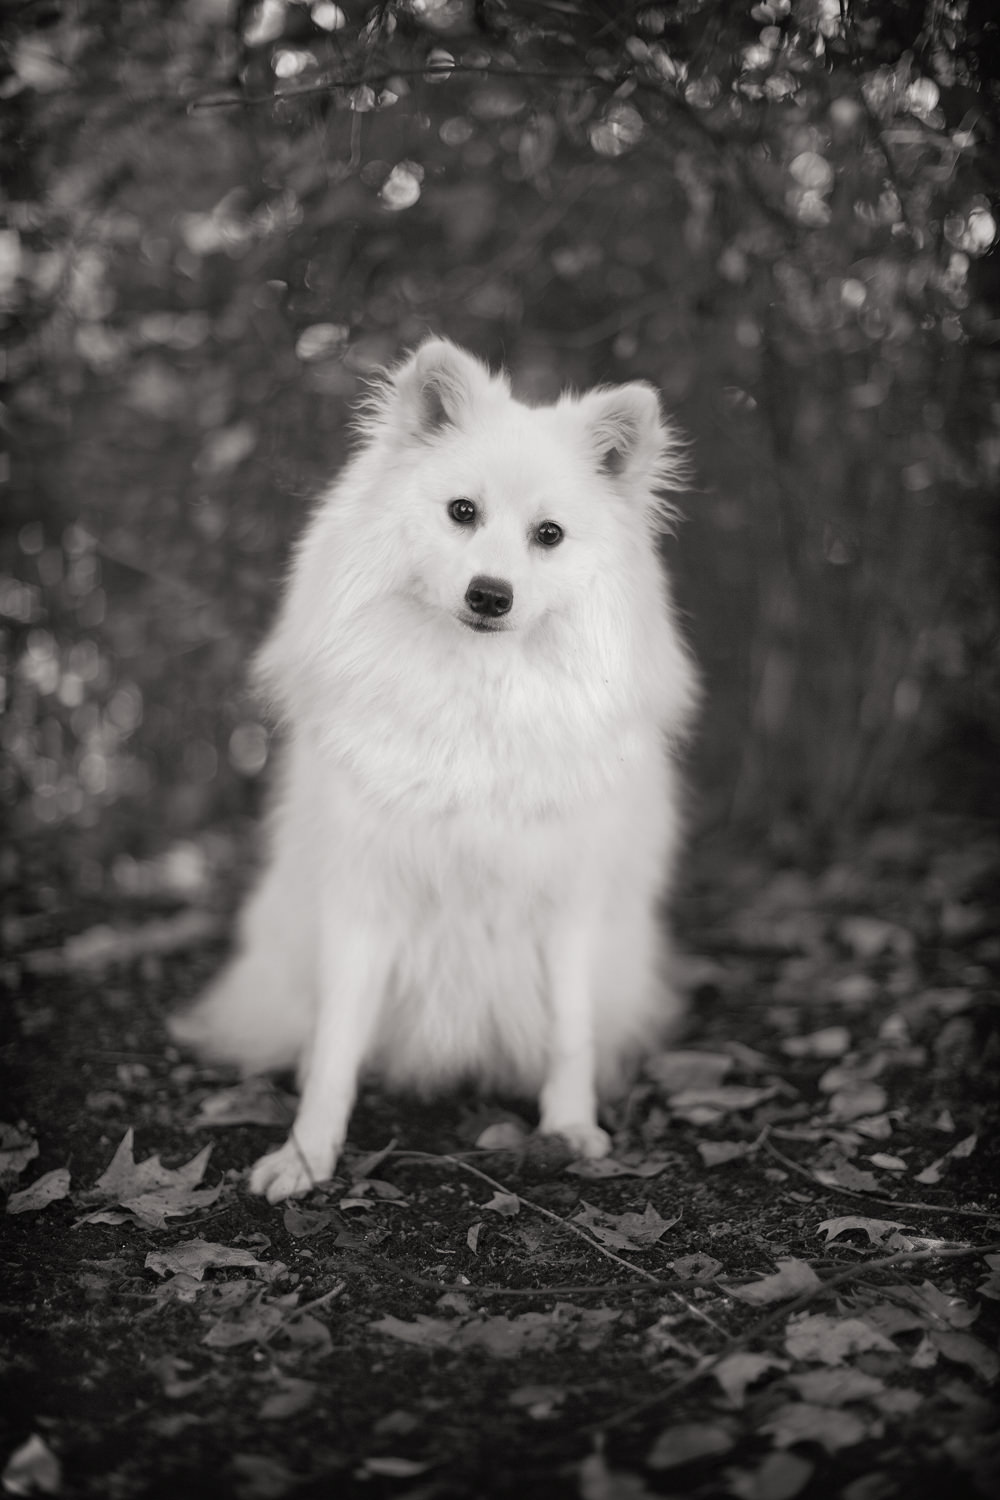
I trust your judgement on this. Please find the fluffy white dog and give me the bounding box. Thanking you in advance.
[171,339,698,1202]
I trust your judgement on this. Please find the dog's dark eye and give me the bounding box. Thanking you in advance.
[448,498,477,526]
[535,521,564,547]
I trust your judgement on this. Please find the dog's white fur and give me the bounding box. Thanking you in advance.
[170,340,698,1202]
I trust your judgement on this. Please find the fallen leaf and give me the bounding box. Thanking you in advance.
[645,1050,733,1092]
[914,1133,977,1185]
[862,1302,928,1338]
[726,1258,821,1306]
[203,1299,286,1349]
[725,1451,813,1500]
[231,1452,298,1500]
[145,1238,265,1280]
[283,1312,332,1357]
[152,1271,206,1306]
[671,1252,722,1281]
[788,1368,885,1404]
[827,1084,888,1123]
[339,1177,407,1210]
[147,1354,209,1398]
[348,1138,398,1180]
[884,1280,979,1329]
[929,1330,999,1383]
[819,1056,886,1093]
[817,1216,906,1246]
[124,1183,224,1231]
[509,1383,566,1417]
[360,1457,430,1478]
[1,1433,61,1496]
[282,1204,339,1239]
[6,1167,71,1215]
[459,1311,557,1358]
[667,1084,778,1125]
[90,1127,210,1199]
[565,1305,622,1352]
[372,1410,419,1437]
[866,1153,907,1172]
[698,1140,751,1167]
[466,1221,482,1253]
[0,1124,39,1185]
[785,1313,896,1364]
[371,1310,558,1359]
[370,1314,455,1349]
[883,1231,962,1253]
[762,1401,871,1453]
[713,1352,788,1407]
[573,1200,678,1251]
[258,1377,317,1420]
[977,1254,1000,1302]
[483,1190,520,1217]
[190,1080,296,1129]
[76,1129,221,1230]
[874,1388,923,1418]
[813,1160,881,1194]
[781,1028,851,1059]
[475,1121,528,1149]
[647,1421,734,1469]
[910,1332,938,1369]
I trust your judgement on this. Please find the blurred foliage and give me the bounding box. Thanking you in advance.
[1,0,998,883]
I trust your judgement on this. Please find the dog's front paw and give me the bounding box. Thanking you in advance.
[248,1137,335,1203]
[542,1122,612,1160]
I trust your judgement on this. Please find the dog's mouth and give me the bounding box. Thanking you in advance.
[456,613,511,634]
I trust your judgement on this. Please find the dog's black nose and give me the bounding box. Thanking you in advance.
[465,576,513,618]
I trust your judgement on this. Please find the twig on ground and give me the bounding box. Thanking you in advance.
[391,1150,662,1284]
[763,1136,1000,1221]
[293,1279,347,1318]
[360,1250,674,1299]
[595,1238,1000,1433]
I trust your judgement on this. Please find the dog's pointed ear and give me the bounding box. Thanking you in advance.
[389,339,503,439]
[580,382,665,480]
[573,381,687,519]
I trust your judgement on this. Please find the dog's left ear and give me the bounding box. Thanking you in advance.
[572,381,687,522]
[390,338,503,439]
[577,382,668,481]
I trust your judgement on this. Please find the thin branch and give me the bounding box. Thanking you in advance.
[358,1249,674,1299]
[188,65,605,113]
[595,1237,1000,1433]
[764,1137,1000,1222]
[391,1150,662,1284]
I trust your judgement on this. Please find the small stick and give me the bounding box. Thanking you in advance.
[763,1136,999,1221]
[392,1150,662,1285]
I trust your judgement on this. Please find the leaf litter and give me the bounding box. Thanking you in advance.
[5,831,999,1497]
[73,1127,223,1229]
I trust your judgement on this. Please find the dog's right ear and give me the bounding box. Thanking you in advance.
[388,339,503,439]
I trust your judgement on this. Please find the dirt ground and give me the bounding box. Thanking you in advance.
[2,819,998,1500]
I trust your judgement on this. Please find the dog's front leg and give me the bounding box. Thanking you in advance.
[248,914,390,1204]
[538,913,612,1160]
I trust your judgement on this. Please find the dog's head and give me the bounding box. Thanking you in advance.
[361,338,684,638]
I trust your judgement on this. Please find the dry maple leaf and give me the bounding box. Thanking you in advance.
[145,1239,265,1280]
[725,1258,821,1305]
[76,1128,221,1229]
[6,1167,71,1215]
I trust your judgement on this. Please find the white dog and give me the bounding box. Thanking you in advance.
[170,339,698,1202]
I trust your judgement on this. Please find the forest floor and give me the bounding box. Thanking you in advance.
[2,817,998,1500]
